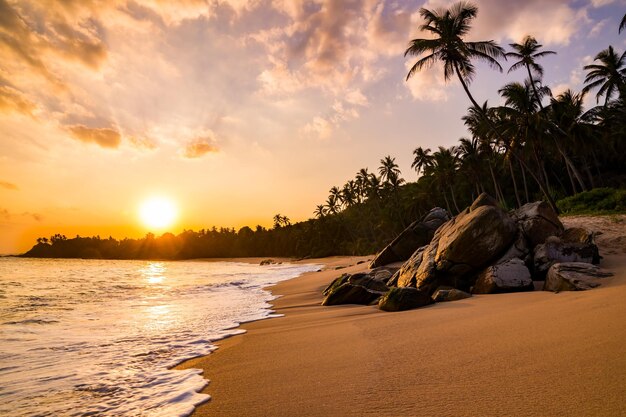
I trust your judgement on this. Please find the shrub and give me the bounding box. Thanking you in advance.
[557,188,626,214]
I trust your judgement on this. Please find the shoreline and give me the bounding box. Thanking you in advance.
[177,216,626,416]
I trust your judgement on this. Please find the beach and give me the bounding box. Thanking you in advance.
[179,216,626,416]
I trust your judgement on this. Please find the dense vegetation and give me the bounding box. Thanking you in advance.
[22,2,626,260]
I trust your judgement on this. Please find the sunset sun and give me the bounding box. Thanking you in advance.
[139,197,177,229]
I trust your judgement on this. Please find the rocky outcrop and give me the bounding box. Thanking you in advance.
[378,287,434,312]
[396,205,518,294]
[514,201,564,248]
[533,236,600,277]
[473,258,534,294]
[369,207,449,268]
[321,195,610,312]
[432,288,471,302]
[544,262,613,292]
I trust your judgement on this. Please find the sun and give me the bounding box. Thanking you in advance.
[139,197,178,229]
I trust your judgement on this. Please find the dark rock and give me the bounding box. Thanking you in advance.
[533,237,600,277]
[396,246,428,288]
[370,267,399,283]
[494,226,531,265]
[347,273,389,293]
[378,287,434,312]
[513,201,564,248]
[561,227,594,244]
[473,258,534,294]
[387,270,400,287]
[433,288,472,302]
[322,282,383,306]
[544,262,613,292]
[369,207,449,268]
[322,274,349,296]
[260,259,275,265]
[470,192,499,211]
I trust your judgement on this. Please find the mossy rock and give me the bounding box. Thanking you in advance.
[378,287,434,312]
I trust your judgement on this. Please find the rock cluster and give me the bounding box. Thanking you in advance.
[321,193,612,312]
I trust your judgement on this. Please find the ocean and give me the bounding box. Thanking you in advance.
[0,257,320,416]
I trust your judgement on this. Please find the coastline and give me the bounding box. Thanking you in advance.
[177,216,626,417]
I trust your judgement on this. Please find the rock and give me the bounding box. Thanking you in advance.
[561,227,594,244]
[370,267,399,283]
[387,270,400,287]
[473,258,534,294]
[322,274,349,296]
[347,273,389,293]
[513,201,564,248]
[470,192,499,211]
[494,226,531,265]
[533,237,600,277]
[369,207,449,268]
[378,287,434,312]
[322,282,383,306]
[433,288,472,302]
[396,205,517,294]
[260,259,275,265]
[544,262,613,292]
[434,205,517,280]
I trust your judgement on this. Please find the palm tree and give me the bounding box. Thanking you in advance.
[426,146,461,213]
[325,194,340,215]
[313,205,326,219]
[341,181,358,207]
[456,137,485,197]
[273,214,283,229]
[404,1,505,112]
[378,155,402,186]
[411,147,433,177]
[506,35,555,110]
[329,186,343,210]
[583,45,626,105]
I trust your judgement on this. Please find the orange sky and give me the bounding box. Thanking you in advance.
[1,0,625,254]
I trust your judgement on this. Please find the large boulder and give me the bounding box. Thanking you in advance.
[533,236,600,277]
[561,227,594,244]
[378,287,434,312]
[493,226,531,265]
[433,288,472,302]
[473,258,534,294]
[396,205,517,294]
[369,207,449,268]
[544,262,613,292]
[513,201,564,248]
[434,205,518,280]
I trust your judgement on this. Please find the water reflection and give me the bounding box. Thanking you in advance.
[141,262,166,285]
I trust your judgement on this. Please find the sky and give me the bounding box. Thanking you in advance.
[1,0,625,254]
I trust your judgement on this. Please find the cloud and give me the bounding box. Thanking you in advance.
[68,125,121,148]
[404,61,449,102]
[0,180,18,190]
[0,207,41,222]
[182,137,219,158]
[0,85,36,114]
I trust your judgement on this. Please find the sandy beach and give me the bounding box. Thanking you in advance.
[178,216,626,417]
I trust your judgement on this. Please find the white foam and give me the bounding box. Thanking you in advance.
[0,258,319,416]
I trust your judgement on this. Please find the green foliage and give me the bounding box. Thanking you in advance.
[557,188,626,214]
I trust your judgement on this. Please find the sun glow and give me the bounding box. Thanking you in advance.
[139,197,178,230]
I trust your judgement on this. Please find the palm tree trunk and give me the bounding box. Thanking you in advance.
[510,149,560,214]
[564,154,577,194]
[455,64,483,111]
[488,162,504,205]
[508,160,521,208]
[553,140,587,192]
[520,159,529,203]
[442,191,452,214]
[449,185,461,213]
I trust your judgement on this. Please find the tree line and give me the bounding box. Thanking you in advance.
[22,2,626,260]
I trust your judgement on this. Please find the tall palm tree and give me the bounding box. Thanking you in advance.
[506,35,555,110]
[411,147,433,177]
[404,1,505,112]
[329,186,343,210]
[456,137,485,197]
[583,45,626,105]
[426,146,461,213]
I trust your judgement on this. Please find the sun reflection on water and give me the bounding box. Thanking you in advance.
[141,262,166,284]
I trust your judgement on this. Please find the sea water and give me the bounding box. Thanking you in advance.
[0,258,320,416]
